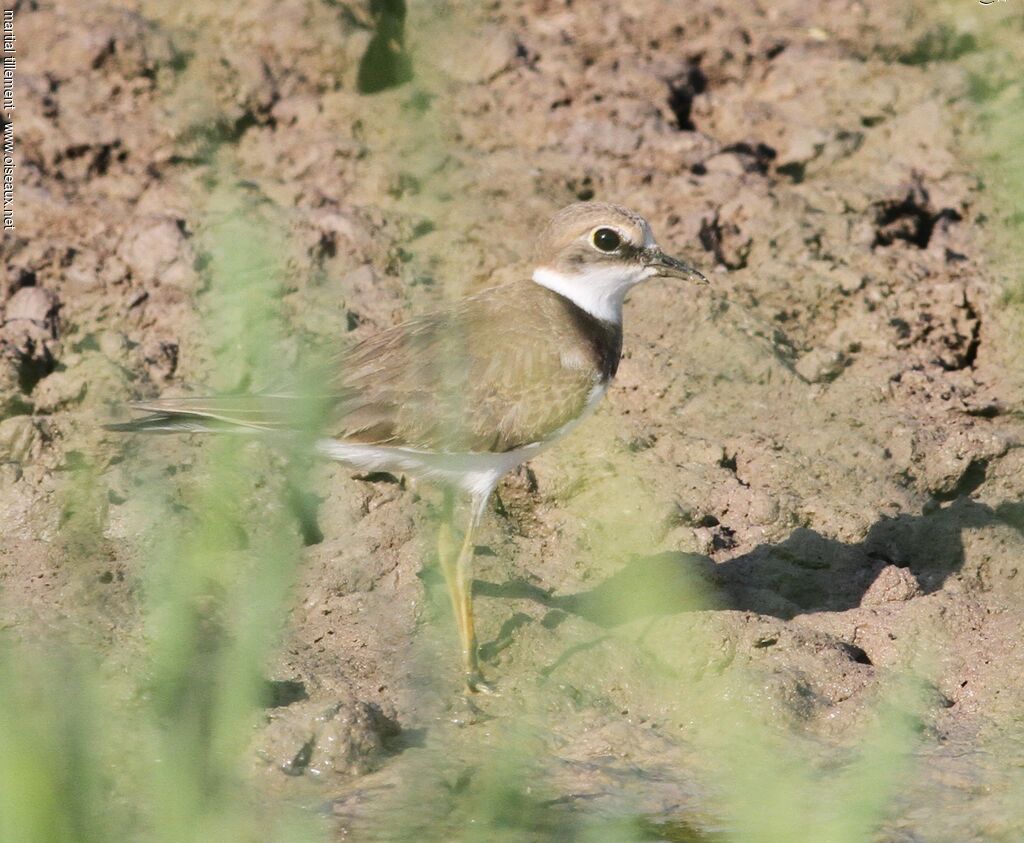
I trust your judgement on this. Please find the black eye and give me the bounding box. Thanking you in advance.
[592,227,622,252]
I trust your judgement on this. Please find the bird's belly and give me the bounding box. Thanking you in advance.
[315,438,546,498]
[317,381,608,498]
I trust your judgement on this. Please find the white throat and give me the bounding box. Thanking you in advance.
[532,264,654,324]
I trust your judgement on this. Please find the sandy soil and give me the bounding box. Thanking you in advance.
[5,0,1024,839]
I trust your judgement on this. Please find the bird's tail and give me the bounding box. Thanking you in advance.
[104,395,298,435]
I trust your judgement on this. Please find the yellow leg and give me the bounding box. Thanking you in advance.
[436,490,495,693]
[436,517,470,669]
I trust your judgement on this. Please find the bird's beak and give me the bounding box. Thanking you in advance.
[644,248,709,285]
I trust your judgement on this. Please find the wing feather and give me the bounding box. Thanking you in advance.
[110,282,608,453]
[327,282,603,452]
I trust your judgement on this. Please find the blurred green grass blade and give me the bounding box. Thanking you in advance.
[0,648,118,843]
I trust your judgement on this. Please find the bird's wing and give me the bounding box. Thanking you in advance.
[108,283,606,452]
[327,283,603,452]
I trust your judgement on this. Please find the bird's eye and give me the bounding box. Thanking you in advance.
[592,227,622,252]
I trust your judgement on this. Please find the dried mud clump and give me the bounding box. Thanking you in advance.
[871,175,963,250]
[0,285,61,409]
[256,695,401,779]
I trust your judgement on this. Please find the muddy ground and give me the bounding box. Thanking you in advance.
[5,0,1024,840]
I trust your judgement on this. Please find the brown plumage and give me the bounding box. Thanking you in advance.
[532,202,652,273]
[326,281,622,453]
[116,282,621,453]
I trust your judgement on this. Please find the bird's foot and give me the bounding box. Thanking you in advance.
[465,670,500,696]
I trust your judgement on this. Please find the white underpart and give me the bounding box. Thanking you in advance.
[531,264,656,324]
[317,383,608,503]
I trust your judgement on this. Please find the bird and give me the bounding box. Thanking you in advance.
[108,202,708,693]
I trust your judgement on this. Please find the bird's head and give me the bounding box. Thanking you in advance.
[531,202,707,324]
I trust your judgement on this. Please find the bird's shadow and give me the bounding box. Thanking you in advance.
[474,498,1024,632]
